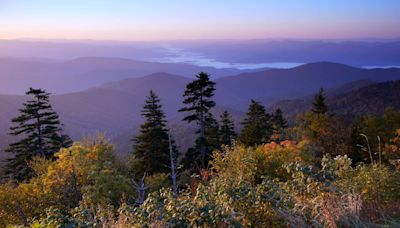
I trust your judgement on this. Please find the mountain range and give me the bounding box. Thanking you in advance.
[2,39,400,67]
[0,57,246,94]
[1,61,400,161]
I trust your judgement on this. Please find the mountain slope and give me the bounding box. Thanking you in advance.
[270,80,400,121]
[215,62,400,110]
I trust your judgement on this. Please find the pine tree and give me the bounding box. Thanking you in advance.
[133,90,179,175]
[312,88,328,114]
[219,111,236,146]
[3,88,72,181]
[179,72,216,168]
[239,100,272,147]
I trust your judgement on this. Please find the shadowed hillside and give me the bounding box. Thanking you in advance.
[270,80,400,121]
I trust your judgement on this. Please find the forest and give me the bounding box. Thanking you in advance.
[0,72,400,227]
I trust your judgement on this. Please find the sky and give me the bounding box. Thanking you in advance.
[0,0,399,41]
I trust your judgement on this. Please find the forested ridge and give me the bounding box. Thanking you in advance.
[1,73,400,227]
[270,80,400,122]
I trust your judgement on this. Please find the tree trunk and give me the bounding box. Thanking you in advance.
[132,173,147,206]
[199,92,206,168]
[168,133,178,196]
[36,97,44,157]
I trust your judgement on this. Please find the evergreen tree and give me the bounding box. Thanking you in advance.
[348,119,365,164]
[219,111,236,146]
[312,88,328,114]
[3,88,72,181]
[133,90,179,175]
[183,113,220,170]
[179,72,216,168]
[205,113,220,152]
[239,100,272,147]
[271,108,288,141]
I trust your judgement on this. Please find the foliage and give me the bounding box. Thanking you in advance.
[351,108,400,163]
[0,135,134,226]
[239,100,273,147]
[212,140,312,183]
[2,80,400,227]
[179,72,216,168]
[219,110,236,147]
[312,87,328,114]
[295,111,351,161]
[271,108,288,141]
[132,90,179,175]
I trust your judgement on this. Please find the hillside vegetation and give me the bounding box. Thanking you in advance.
[271,80,400,122]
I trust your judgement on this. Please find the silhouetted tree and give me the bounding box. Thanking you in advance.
[219,111,236,146]
[3,88,72,181]
[133,90,179,175]
[312,88,328,114]
[239,100,272,147]
[271,108,288,141]
[205,113,220,152]
[183,113,220,170]
[272,108,288,131]
[179,72,216,168]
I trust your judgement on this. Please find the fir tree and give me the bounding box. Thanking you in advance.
[3,88,72,181]
[219,111,236,146]
[179,72,216,168]
[239,100,272,147]
[312,88,328,114]
[133,90,179,175]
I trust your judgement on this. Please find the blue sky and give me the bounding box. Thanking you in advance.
[0,0,399,40]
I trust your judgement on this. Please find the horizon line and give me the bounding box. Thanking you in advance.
[2,37,400,43]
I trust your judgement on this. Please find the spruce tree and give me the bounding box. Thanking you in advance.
[239,100,272,147]
[179,72,216,168]
[4,88,72,181]
[133,90,178,175]
[219,111,236,146]
[312,88,328,114]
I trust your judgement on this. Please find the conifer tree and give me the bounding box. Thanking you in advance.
[205,113,220,152]
[179,72,216,168]
[271,108,288,139]
[239,100,272,147]
[4,88,72,181]
[312,88,328,114]
[219,111,236,146]
[133,90,179,175]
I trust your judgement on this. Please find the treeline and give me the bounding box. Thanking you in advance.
[1,72,289,182]
[0,72,400,226]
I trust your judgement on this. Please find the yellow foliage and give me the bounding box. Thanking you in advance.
[212,141,312,184]
[0,136,133,226]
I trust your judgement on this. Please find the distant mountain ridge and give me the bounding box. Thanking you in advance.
[270,80,400,121]
[0,57,244,94]
[215,62,400,110]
